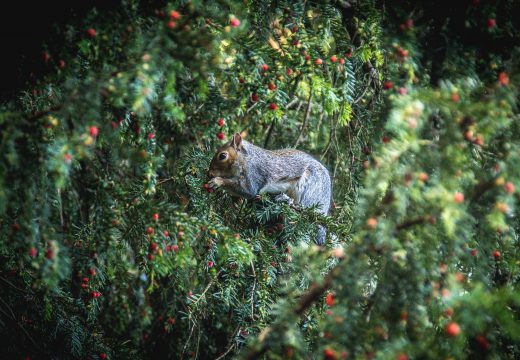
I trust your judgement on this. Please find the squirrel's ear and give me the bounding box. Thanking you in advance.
[232,133,243,149]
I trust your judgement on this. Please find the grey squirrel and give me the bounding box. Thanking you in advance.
[207,133,332,245]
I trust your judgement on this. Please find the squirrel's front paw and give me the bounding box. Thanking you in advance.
[208,177,224,190]
[275,193,294,205]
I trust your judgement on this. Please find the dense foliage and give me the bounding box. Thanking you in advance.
[1,1,519,359]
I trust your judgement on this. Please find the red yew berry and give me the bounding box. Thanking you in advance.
[82,277,89,283]
[146,227,154,235]
[89,126,99,137]
[475,335,490,350]
[325,293,335,306]
[148,254,155,261]
[323,348,338,360]
[261,64,269,72]
[304,55,311,61]
[346,48,353,58]
[269,103,278,110]
[43,51,50,62]
[251,93,259,102]
[147,133,155,140]
[498,72,509,86]
[28,247,37,257]
[99,353,107,360]
[163,230,169,237]
[217,118,225,127]
[367,217,378,229]
[81,283,87,289]
[58,60,65,69]
[445,322,461,337]
[150,242,158,251]
[86,28,97,37]
[383,81,394,90]
[152,213,159,221]
[470,248,478,256]
[487,18,496,28]
[230,18,240,27]
[451,93,460,102]
[169,10,180,20]
[338,58,345,65]
[504,182,515,194]
[492,250,501,259]
[398,87,408,95]
[453,192,464,203]
[167,317,175,325]
[268,82,277,91]
[396,353,408,360]
[217,132,226,140]
[207,261,214,268]
[314,58,323,65]
[330,55,337,63]
[172,244,179,252]
[89,267,96,275]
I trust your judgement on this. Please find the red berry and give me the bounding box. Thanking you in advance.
[345,48,353,58]
[43,52,50,62]
[150,242,158,251]
[286,68,293,76]
[292,39,300,46]
[268,82,276,91]
[58,60,65,69]
[86,28,97,37]
[172,244,179,252]
[167,317,175,325]
[217,118,225,127]
[504,182,515,194]
[492,250,501,259]
[230,18,240,27]
[383,81,394,90]
[323,348,337,360]
[396,353,408,360]
[314,58,323,65]
[89,267,96,275]
[89,126,99,137]
[239,78,245,83]
[207,261,214,268]
[470,248,478,256]
[330,55,337,63]
[82,277,89,283]
[165,245,172,252]
[398,48,409,58]
[152,213,159,221]
[148,254,155,260]
[163,230,169,237]
[251,93,259,102]
[338,58,345,65]
[398,87,408,95]
[146,227,154,235]
[498,72,509,86]
[81,283,87,289]
[475,335,490,350]
[28,247,37,258]
[445,322,461,337]
[147,133,155,140]
[169,10,180,20]
[167,21,176,29]
[487,18,496,28]
[325,293,335,307]
[261,64,269,72]
[99,353,107,360]
[269,103,278,110]
[217,132,226,140]
[90,291,98,298]
[45,248,54,260]
[304,55,310,61]
[451,93,460,102]
[453,192,464,203]
[367,217,378,229]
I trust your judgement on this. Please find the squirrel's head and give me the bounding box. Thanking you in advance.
[208,133,244,178]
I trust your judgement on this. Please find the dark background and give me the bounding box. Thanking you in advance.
[0,1,122,99]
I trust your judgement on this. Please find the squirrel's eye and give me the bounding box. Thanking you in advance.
[218,152,228,161]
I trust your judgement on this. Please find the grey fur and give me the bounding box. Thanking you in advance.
[209,139,332,245]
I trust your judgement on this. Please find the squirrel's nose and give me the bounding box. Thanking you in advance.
[208,170,215,178]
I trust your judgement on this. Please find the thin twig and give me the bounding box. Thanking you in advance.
[250,261,256,321]
[294,87,313,148]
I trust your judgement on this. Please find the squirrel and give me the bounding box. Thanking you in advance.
[207,133,332,245]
